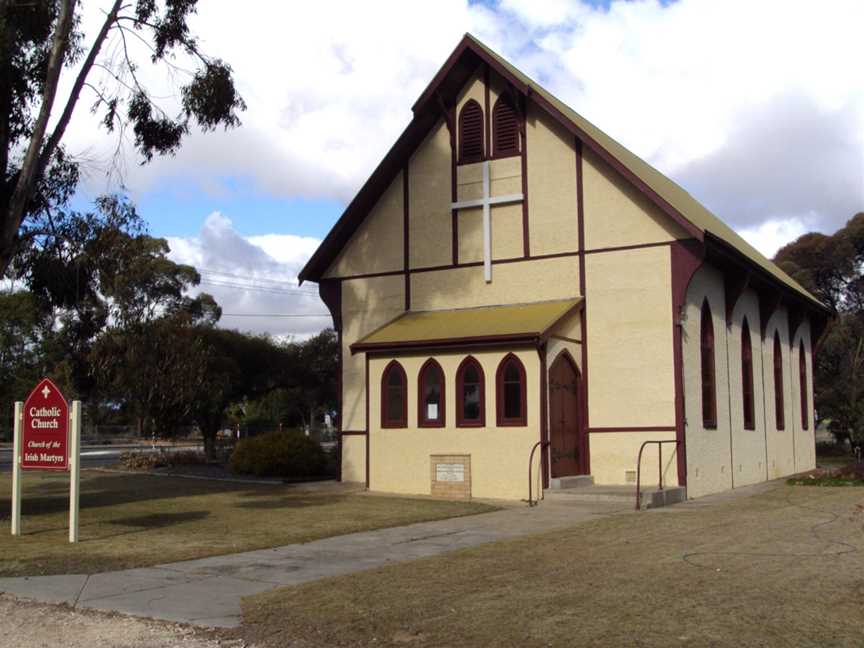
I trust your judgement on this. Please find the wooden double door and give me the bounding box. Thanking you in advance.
[549,353,587,477]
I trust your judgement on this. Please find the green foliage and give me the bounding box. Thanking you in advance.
[776,212,864,446]
[230,430,327,479]
[0,0,245,275]
[787,462,864,487]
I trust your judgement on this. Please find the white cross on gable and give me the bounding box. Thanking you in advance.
[450,160,524,283]
[41,385,51,399]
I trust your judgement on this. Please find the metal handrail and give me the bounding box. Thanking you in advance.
[526,440,550,507]
[635,439,679,511]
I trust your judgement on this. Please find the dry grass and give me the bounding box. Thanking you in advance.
[0,470,496,578]
[242,486,864,648]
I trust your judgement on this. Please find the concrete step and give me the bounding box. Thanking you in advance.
[543,484,686,510]
[548,475,595,490]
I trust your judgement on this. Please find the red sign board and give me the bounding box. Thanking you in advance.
[21,378,69,471]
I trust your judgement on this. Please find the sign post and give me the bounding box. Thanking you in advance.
[11,378,81,543]
[68,400,81,543]
[11,402,22,536]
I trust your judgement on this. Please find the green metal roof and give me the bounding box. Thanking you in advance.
[352,299,582,352]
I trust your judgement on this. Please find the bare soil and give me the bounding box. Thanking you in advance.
[0,595,245,648]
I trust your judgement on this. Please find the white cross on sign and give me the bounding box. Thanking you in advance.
[41,385,51,399]
[450,160,524,283]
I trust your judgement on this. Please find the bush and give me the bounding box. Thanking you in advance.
[230,430,327,479]
[119,449,208,471]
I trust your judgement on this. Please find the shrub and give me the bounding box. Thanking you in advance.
[119,451,166,470]
[230,430,327,479]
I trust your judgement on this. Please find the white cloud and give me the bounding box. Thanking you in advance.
[166,213,328,339]
[737,218,808,260]
[58,1,864,243]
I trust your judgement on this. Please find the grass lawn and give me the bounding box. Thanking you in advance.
[241,485,864,648]
[0,470,496,578]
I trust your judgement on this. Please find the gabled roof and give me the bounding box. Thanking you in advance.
[351,299,582,353]
[299,34,824,312]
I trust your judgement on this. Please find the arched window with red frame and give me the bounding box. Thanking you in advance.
[700,300,717,429]
[496,353,527,426]
[456,356,485,427]
[773,331,785,430]
[381,360,407,428]
[458,99,484,164]
[741,318,755,430]
[799,340,809,430]
[492,96,520,157]
[418,359,445,427]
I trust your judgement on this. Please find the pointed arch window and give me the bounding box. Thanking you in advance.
[496,353,527,426]
[381,361,407,428]
[492,96,520,157]
[773,332,785,430]
[799,340,809,430]
[700,300,717,429]
[418,359,445,427]
[458,99,484,164]
[456,356,485,427]
[741,318,755,430]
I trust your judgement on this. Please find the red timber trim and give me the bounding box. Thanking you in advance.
[318,280,343,480]
[521,93,530,258]
[700,299,718,429]
[327,241,692,283]
[799,339,809,430]
[484,65,491,159]
[575,137,590,475]
[589,426,677,433]
[741,318,756,430]
[365,354,370,488]
[670,238,707,488]
[380,359,408,429]
[455,355,486,427]
[773,331,786,431]
[450,103,459,266]
[403,165,410,311]
[418,358,446,427]
[496,352,528,427]
[538,344,550,489]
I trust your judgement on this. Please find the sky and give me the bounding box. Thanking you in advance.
[60,0,864,338]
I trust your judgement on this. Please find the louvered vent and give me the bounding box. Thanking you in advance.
[493,97,520,157]
[458,100,484,164]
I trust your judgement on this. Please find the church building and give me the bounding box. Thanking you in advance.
[299,35,828,501]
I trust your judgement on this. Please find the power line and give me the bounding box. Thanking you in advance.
[198,267,315,290]
[199,280,320,297]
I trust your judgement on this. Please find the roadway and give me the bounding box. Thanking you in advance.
[0,443,201,472]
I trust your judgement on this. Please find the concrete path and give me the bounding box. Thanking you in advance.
[0,497,631,628]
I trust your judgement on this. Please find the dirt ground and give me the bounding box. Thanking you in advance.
[0,595,244,648]
[242,484,864,648]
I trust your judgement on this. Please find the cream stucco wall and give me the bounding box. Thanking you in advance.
[410,256,579,312]
[727,288,768,487]
[762,308,797,479]
[325,171,403,279]
[683,264,734,498]
[585,245,676,428]
[582,147,687,250]
[589,430,678,486]
[341,435,367,484]
[792,321,816,472]
[526,105,579,256]
[409,120,453,269]
[683,262,816,499]
[341,275,405,432]
[368,349,541,501]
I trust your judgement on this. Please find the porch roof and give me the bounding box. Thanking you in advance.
[350,298,583,354]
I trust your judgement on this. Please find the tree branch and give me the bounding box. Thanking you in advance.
[2,0,77,269]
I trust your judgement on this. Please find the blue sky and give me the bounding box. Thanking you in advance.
[61,0,863,337]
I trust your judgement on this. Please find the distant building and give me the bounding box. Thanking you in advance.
[300,35,828,501]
